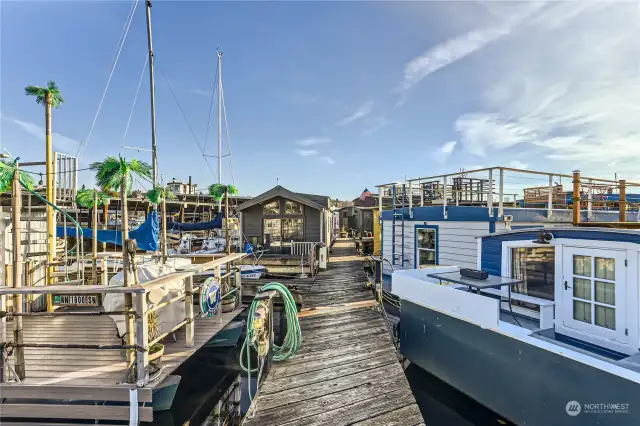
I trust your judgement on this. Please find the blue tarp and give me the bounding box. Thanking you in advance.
[168,213,222,232]
[56,210,159,251]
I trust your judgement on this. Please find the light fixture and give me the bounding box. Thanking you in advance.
[533,229,553,244]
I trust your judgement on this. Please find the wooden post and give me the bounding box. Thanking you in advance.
[101,258,108,286]
[135,292,148,385]
[161,196,167,263]
[179,204,185,224]
[619,179,627,223]
[102,200,108,252]
[572,170,581,225]
[11,167,25,379]
[92,190,99,284]
[121,187,134,364]
[547,174,553,218]
[185,276,194,347]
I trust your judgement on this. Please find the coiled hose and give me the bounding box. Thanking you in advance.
[240,282,302,401]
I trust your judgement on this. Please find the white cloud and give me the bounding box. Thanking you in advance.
[362,117,389,136]
[337,101,373,126]
[400,3,543,93]
[295,137,330,147]
[296,149,318,157]
[191,89,212,97]
[319,156,335,165]
[509,160,528,170]
[435,140,457,163]
[445,3,640,175]
[5,116,82,156]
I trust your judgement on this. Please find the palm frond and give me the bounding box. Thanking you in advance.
[47,80,64,108]
[208,184,238,202]
[129,158,152,182]
[146,185,177,204]
[91,157,122,191]
[76,189,111,208]
[165,188,176,200]
[0,159,34,192]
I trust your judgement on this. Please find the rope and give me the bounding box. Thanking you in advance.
[240,282,302,401]
[77,0,139,160]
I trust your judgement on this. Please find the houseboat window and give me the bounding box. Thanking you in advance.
[571,254,617,330]
[263,218,282,247]
[417,228,436,266]
[285,200,303,215]
[283,218,304,241]
[263,201,280,215]
[510,247,555,301]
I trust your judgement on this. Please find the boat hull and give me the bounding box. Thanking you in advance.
[152,375,182,412]
[400,299,640,426]
[204,321,244,348]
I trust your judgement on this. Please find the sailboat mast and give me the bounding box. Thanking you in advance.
[217,51,223,212]
[146,0,158,186]
[217,51,223,187]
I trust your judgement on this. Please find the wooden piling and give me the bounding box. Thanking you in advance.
[572,170,581,225]
[619,179,627,223]
[11,166,25,379]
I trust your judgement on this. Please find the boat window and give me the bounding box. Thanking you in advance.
[571,254,617,330]
[283,218,304,241]
[285,200,303,215]
[511,247,555,306]
[263,218,282,247]
[416,228,436,267]
[263,201,280,215]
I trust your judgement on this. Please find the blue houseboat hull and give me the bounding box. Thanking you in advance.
[400,300,640,426]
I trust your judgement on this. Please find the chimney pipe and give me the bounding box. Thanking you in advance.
[188,176,192,194]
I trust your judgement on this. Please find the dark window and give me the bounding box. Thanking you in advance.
[511,247,555,307]
[285,200,303,215]
[263,201,280,215]
[283,218,304,241]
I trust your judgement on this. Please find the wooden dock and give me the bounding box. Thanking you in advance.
[242,239,424,426]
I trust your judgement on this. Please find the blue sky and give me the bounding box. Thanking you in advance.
[2,1,640,199]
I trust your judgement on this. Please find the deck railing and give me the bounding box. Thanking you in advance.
[0,252,246,386]
[376,166,640,223]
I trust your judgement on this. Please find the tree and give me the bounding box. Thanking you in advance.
[0,158,35,192]
[146,185,175,262]
[89,156,152,286]
[25,81,64,311]
[208,184,238,254]
[76,189,111,284]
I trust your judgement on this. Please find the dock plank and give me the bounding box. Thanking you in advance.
[242,239,423,426]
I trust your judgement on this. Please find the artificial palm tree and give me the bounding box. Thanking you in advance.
[0,158,35,192]
[146,185,175,262]
[25,81,64,311]
[89,156,152,286]
[208,184,238,254]
[76,189,111,284]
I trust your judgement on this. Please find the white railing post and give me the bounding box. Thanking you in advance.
[548,174,553,218]
[419,179,424,207]
[443,176,448,219]
[135,292,149,385]
[498,168,504,218]
[408,181,413,217]
[488,169,494,217]
[185,276,194,347]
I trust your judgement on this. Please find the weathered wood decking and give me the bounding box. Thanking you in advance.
[242,240,424,426]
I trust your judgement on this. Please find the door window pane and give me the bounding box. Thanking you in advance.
[573,278,592,300]
[417,229,436,249]
[573,300,592,323]
[511,247,555,301]
[595,257,615,281]
[595,305,616,330]
[263,201,280,215]
[595,281,615,305]
[419,250,436,265]
[263,218,281,247]
[285,201,303,215]
[282,218,304,241]
[573,255,592,277]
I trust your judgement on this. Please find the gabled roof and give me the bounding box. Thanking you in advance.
[296,192,331,208]
[236,185,325,211]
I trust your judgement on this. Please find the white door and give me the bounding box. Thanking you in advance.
[562,247,627,344]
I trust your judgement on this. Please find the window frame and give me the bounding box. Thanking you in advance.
[282,217,304,242]
[263,200,281,215]
[414,225,438,268]
[284,200,303,215]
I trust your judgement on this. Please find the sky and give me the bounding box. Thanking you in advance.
[2,1,640,200]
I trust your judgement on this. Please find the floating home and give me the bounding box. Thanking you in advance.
[236,185,334,253]
[387,168,640,425]
[376,167,637,276]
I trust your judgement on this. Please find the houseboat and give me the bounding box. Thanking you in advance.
[384,168,640,426]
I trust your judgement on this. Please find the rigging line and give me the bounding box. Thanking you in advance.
[122,53,149,144]
[199,61,219,186]
[76,0,139,160]
[157,66,217,179]
[220,84,235,186]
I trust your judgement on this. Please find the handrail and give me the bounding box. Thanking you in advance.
[0,284,145,296]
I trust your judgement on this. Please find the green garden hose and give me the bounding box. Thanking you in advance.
[240,282,302,401]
